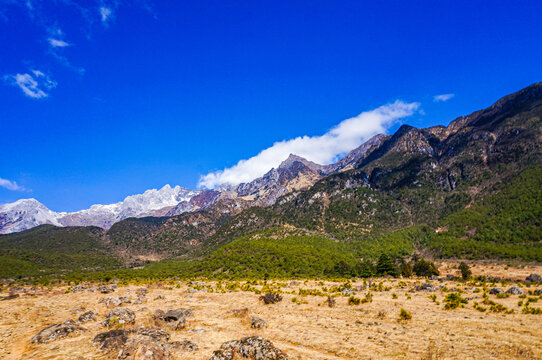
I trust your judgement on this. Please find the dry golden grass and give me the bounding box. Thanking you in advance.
[1,264,541,359]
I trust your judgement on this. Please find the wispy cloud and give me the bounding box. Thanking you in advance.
[0,177,26,191]
[48,37,70,47]
[433,93,455,102]
[100,6,113,25]
[4,70,57,99]
[199,101,420,188]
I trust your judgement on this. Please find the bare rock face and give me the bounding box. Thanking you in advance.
[103,307,136,327]
[78,310,97,322]
[31,319,85,343]
[209,336,289,360]
[92,329,130,351]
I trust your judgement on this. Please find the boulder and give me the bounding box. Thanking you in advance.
[135,327,170,343]
[120,296,132,304]
[133,295,147,305]
[415,283,436,292]
[209,336,289,360]
[31,319,85,343]
[506,286,525,295]
[78,310,97,322]
[489,288,503,295]
[526,274,542,283]
[250,316,267,329]
[100,297,122,308]
[154,309,193,330]
[117,328,172,360]
[92,329,130,351]
[98,285,116,294]
[103,307,136,327]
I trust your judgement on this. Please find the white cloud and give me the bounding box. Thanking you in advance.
[100,6,112,24]
[0,177,25,191]
[4,70,57,99]
[433,93,455,102]
[198,100,420,188]
[48,37,70,47]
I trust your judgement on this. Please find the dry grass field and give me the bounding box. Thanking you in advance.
[0,261,541,360]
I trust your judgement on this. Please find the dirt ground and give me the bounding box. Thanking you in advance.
[0,261,541,360]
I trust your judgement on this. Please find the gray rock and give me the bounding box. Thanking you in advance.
[135,288,148,295]
[117,333,171,360]
[0,293,19,301]
[133,295,147,305]
[166,340,199,352]
[526,274,542,283]
[98,285,115,294]
[92,329,129,351]
[506,286,525,295]
[209,336,289,360]
[342,288,355,296]
[154,308,193,330]
[135,327,170,343]
[78,310,96,322]
[103,307,136,327]
[489,288,503,295]
[31,319,85,343]
[250,315,267,329]
[99,297,122,308]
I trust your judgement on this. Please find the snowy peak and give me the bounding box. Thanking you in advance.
[0,186,201,234]
[0,198,64,234]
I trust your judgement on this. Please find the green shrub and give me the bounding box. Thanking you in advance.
[399,308,412,321]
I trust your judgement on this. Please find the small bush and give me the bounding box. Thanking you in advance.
[443,292,468,310]
[459,262,472,280]
[259,293,283,304]
[348,296,361,305]
[399,308,412,321]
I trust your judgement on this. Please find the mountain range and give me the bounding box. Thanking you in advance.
[0,82,540,278]
[0,133,386,234]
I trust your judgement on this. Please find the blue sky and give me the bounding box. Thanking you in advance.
[1,1,541,211]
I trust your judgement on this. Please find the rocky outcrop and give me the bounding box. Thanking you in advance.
[209,336,288,360]
[31,319,85,343]
[103,307,136,327]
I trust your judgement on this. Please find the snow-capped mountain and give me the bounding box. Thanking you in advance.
[0,185,200,234]
[0,134,388,234]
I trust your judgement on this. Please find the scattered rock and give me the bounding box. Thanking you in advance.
[71,285,87,292]
[446,274,457,281]
[92,329,129,351]
[526,274,542,283]
[9,286,24,292]
[119,296,132,304]
[166,340,199,352]
[31,319,85,343]
[0,293,19,301]
[187,329,205,334]
[227,308,249,317]
[154,309,193,330]
[78,311,97,323]
[259,293,283,305]
[506,286,525,295]
[71,306,86,314]
[209,336,289,360]
[133,295,147,305]
[100,297,122,308]
[289,281,300,286]
[342,288,355,296]
[135,327,170,342]
[489,288,503,295]
[250,316,267,329]
[103,307,136,327]
[155,295,165,300]
[98,285,116,294]
[415,283,436,292]
[135,288,149,295]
